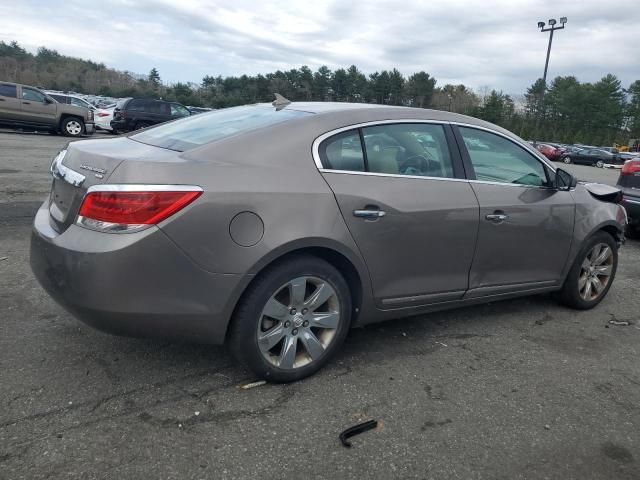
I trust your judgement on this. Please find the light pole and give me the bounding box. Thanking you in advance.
[535,17,567,142]
[538,17,567,87]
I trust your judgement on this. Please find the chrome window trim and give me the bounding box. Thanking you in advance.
[450,121,557,172]
[312,119,558,185]
[312,119,447,170]
[319,168,557,190]
[86,184,203,193]
[318,168,469,183]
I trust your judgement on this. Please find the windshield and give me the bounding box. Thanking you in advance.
[131,105,311,151]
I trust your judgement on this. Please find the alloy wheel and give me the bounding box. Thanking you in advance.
[596,160,604,168]
[257,276,340,369]
[578,243,613,301]
[563,157,571,164]
[66,120,82,135]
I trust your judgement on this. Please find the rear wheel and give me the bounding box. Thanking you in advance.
[61,117,85,137]
[595,160,604,168]
[228,255,351,382]
[559,232,617,309]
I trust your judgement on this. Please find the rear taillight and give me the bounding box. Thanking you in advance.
[621,160,640,175]
[77,185,202,233]
[97,112,110,117]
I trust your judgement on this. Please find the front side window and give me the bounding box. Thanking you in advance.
[0,84,17,98]
[459,127,549,187]
[22,87,46,103]
[362,123,454,177]
[319,131,365,171]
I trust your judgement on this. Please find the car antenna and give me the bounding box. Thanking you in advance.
[272,93,291,111]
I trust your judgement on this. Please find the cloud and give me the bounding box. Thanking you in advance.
[1,0,638,93]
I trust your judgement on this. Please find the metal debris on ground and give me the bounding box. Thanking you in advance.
[339,419,378,448]
[609,320,631,326]
[0,256,7,261]
[239,380,267,390]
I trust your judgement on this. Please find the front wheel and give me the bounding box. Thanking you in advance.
[562,156,571,164]
[228,255,352,382]
[61,117,85,137]
[559,232,618,309]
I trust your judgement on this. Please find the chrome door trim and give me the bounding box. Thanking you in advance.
[311,119,448,170]
[318,168,470,183]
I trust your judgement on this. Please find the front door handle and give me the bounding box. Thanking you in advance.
[22,101,31,105]
[485,212,508,223]
[353,209,386,219]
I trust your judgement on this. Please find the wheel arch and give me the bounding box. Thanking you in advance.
[225,239,371,341]
[59,114,84,131]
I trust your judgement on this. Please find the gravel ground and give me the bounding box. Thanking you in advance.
[1,131,638,480]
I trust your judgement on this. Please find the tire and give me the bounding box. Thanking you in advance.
[228,255,352,382]
[559,231,618,310]
[61,117,85,137]
[595,160,604,168]
[134,122,151,130]
[562,156,571,164]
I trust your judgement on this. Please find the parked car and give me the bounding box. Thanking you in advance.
[616,159,640,237]
[536,143,560,161]
[560,148,624,168]
[30,102,627,382]
[110,98,191,133]
[94,104,116,132]
[46,92,96,111]
[0,81,94,136]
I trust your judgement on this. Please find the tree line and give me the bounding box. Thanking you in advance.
[1,40,638,146]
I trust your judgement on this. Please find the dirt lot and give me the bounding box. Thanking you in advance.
[1,131,639,480]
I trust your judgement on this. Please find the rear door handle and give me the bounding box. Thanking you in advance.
[485,212,508,223]
[353,209,386,219]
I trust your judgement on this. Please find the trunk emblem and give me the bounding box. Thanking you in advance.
[79,164,107,179]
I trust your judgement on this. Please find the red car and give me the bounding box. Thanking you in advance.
[536,143,560,160]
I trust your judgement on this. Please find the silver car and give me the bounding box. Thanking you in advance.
[30,101,627,382]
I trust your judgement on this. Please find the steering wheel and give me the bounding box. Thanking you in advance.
[399,155,430,175]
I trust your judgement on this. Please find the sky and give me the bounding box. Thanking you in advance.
[2,0,639,94]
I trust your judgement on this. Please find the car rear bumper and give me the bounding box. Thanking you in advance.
[110,119,130,132]
[30,199,248,344]
[622,195,640,225]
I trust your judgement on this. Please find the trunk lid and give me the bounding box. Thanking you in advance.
[48,137,177,232]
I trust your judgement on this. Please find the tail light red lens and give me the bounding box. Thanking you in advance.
[97,112,110,117]
[77,187,202,232]
[621,160,640,175]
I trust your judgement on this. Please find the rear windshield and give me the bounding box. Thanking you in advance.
[130,105,311,151]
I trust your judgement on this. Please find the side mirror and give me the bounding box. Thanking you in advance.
[555,168,577,190]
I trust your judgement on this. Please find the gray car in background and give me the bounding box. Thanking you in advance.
[30,102,627,381]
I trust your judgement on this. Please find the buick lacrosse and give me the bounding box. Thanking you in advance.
[31,100,627,381]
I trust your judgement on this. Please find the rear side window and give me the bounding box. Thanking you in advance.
[362,123,454,177]
[127,99,150,111]
[319,131,365,171]
[319,123,454,178]
[459,127,549,187]
[0,84,17,98]
[131,105,311,151]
